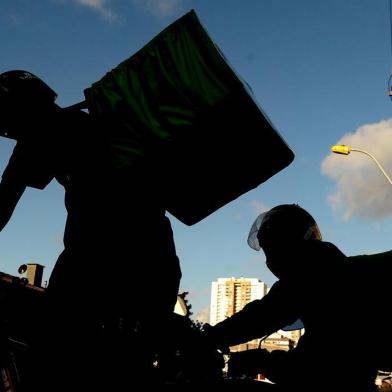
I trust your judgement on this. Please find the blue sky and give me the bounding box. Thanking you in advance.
[1,0,392,322]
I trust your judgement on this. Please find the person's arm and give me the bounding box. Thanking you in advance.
[0,177,26,231]
[0,137,56,232]
[205,281,299,349]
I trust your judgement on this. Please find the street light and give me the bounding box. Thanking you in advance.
[331,145,392,186]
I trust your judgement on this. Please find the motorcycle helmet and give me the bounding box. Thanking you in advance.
[0,70,57,139]
[247,204,322,251]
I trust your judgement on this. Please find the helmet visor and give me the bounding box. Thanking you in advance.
[247,211,270,251]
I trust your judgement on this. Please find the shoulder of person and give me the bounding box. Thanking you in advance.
[59,107,90,124]
[297,240,346,259]
[57,107,102,142]
[349,249,392,263]
[348,249,392,278]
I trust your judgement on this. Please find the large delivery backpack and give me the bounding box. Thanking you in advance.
[84,10,294,225]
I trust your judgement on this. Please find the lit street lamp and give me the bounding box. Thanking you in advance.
[331,145,392,186]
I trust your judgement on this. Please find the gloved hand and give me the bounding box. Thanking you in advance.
[202,323,230,354]
[228,348,270,378]
[169,321,225,383]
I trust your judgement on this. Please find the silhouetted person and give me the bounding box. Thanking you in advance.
[205,204,392,391]
[0,70,181,390]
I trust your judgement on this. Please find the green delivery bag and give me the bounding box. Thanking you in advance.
[84,10,294,225]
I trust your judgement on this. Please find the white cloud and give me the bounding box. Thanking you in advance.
[321,119,392,221]
[131,0,185,19]
[249,200,269,215]
[72,0,117,21]
[64,0,185,21]
[194,306,210,324]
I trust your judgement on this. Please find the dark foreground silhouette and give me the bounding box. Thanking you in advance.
[0,73,389,391]
[1,272,274,391]
[0,10,295,391]
[205,204,392,392]
[0,70,182,391]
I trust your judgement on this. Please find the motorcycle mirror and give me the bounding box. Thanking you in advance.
[282,318,304,331]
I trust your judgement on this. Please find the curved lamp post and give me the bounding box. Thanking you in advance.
[331,145,392,186]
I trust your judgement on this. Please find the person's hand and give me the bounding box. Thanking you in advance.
[179,323,225,382]
[202,323,230,354]
[228,348,270,378]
